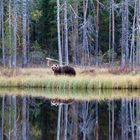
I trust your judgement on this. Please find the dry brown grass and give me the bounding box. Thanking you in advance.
[0,67,139,89]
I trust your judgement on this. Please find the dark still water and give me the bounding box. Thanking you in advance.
[0,95,140,140]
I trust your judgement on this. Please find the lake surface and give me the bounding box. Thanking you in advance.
[0,90,140,140]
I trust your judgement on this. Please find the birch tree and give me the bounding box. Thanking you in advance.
[121,0,129,67]
[8,0,12,68]
[1,0,5,67]
[64,0,69,65]
[129,0,137,69]
[82,0,89,65]
[13,0,17,68]
[57,0,62,65]
[136,0,140,66]
[95,0,99,66]
[111,0,115,65]
[70,0,79,65]
[22,0,28,67]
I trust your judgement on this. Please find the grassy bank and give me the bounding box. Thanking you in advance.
[0,67,140,89]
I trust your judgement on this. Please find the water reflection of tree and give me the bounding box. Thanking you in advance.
[1,96,140,140]
[56,100,98,140]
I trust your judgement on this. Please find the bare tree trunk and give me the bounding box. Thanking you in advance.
[22,0,27,67]
[8,0,12,68]
[109,0,112,65]
[57,0,62,65]
[111,0,115,65]
[13,0,17,68]
[64,0,69,65]
[136,0,140,66]
[27,0,30,64]
[95,0,99,66]
[71,1,79,65]
[121,0,129,67]
[1,0,5,67]
[129,0,136,69]
[82,0,89,66]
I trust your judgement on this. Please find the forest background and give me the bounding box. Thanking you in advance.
[0,0,140,69]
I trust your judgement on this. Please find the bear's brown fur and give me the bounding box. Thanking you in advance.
[51,65,76,76]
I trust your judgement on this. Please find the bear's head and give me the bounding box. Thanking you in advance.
[51,64,59,71]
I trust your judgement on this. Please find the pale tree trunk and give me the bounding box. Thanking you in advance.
[1,96,5,140]
[121,0,129,67]
[64,105,68,140]
[136,0,140,66]
[1,0,5,67]
[13,0,17,68]
[95,0,99,66]
[57,104,62,140]
[71,1,79,65]
[0,1,1,38]
[57,0,62,65]
[22,97,27,140]
[27,0,30,63]
[13,96,17,140]
[109,0,112,65]
[22,0,27,67]
[125,0,129,65]
[129,0,137,69]
[8,0,12,68]
[111,0,115,65]
[64,0,69,65]
[82,0,89,66]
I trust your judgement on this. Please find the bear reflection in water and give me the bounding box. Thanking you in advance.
[51,99,74,106]
[51,64,76,76]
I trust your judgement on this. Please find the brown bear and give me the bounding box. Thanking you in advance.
[51,65,76,76]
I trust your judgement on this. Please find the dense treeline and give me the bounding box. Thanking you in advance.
[0,0,140,68]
